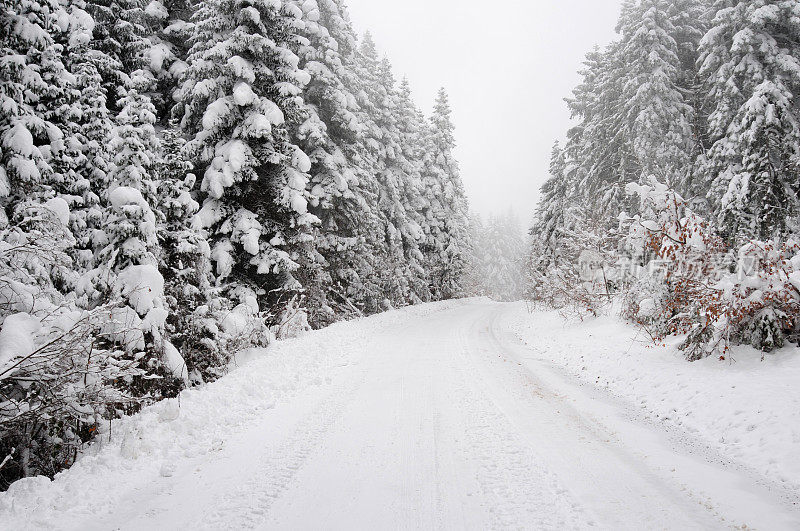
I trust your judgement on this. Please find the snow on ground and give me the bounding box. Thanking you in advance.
[1,299,799,530]
[507,303,800,494]
[0,299,466,529]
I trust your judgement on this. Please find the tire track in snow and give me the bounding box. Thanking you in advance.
[446,322,593,530]
[194,368,368,530]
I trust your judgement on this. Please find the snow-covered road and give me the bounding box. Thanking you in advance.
[3,300,799,530]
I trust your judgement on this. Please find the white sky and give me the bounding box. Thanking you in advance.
[343,0,624,223]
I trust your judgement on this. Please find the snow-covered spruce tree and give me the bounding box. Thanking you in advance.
[666,0,710,201]
[154,125,223,383]
[0,200,151,487]
[529,140,615,311]
[666,0,708,84]
[0,0,67,204]
[567,43,640,232]
[178,0,316,340]
[463,214,487,297]
[395,78,432,303]
[699,0,800,245]
[470,212,525,302]
[331,30,393,313]
[352,34,415,308]
[377,57,421,306]
[422,88,470,299]
[288,0,385,325]
[49,3,115,275]
[529,143,573,289]
[0,0,67,483]
[83,0,155,114]
[142,0,195,123]
[617,0,697,188]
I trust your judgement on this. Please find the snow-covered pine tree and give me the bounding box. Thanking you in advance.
[288,0,384,325]
[567,43,639,231]
[394,78,431,303]
[699,0,800,244]
[80,69,189,395]
[353,35,414,308]
[666,0,710,201]
[49,3,114,276]
[530,142,572,275]
[423,88,470,299]
[331,29,393,313]
[617,0,696,188]
[83,0,154,114]
[178,0,316,331]
[143,0,195,123]
[0,0,66,203]
[472,212,525,302]
[0,0,153,486]
[666,0,708,84]
[154,125,222,383]
[0,0,82,303]
[463,213,487,297]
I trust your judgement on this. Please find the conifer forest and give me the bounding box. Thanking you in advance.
[2,1,800,528]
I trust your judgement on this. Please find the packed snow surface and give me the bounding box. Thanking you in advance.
[2,300,799,530]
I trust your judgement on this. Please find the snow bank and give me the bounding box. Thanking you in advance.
[0,299,475,528]
[506,305,800,493]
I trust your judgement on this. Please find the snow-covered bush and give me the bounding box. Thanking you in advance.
[272,295,311,339]
[0,301,151,485]
[622,179,800,360]
[0,201,156,487]
[714,241,800,354]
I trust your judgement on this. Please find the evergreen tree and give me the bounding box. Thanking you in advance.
[56,13,114,273]
[79,70,186,391]
[569,43,639,229]
[699,0,800,243]
[0,0,67,202]
[424,88,470,299]
[395,78,431,303]
[178,0,316,318]
[0,0,158,484]
[155,126,219,382]
[530,142,572,273]
[142,0,195,123]
[289,0,383,324]
[617,0,696,187]
[353,34,413,307]
[84,0,154,113]
[470,211,525,302]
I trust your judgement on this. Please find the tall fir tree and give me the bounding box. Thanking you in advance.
[354,34,413,307]
[423,88,470,299]
[288,0,383,324]
[178,0,316,318]
[699,0,800,243]
[617,0,696,187]
[530,142,572,273]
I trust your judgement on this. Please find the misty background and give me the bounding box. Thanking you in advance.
[345,0,624,221]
